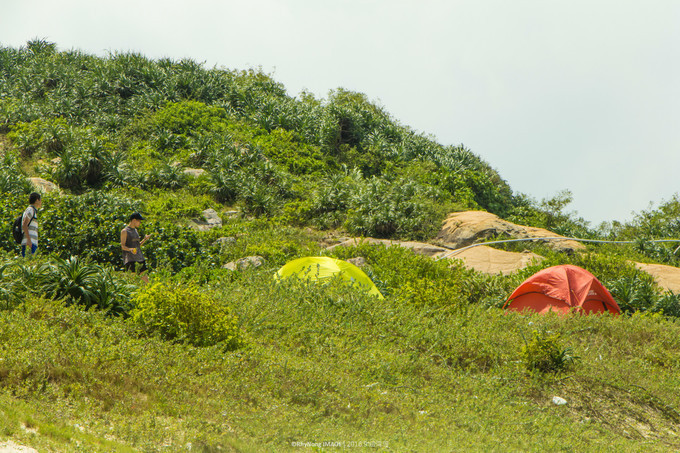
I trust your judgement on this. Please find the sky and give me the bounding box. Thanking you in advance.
[2,0,678,225]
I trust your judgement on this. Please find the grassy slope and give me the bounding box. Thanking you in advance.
[2,45,680,452]
[2,251,680,452]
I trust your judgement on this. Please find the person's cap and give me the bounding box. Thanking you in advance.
[129,212,146,221]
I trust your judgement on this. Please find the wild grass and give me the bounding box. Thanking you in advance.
[2,260,680,451]
[3,41,680,451]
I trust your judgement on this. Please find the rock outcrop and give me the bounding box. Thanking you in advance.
[29,177,59,193]
[436,211,585,254]
[632,262,680,294]
[183,168,206,178]
[223,256,265,271]
[447,245,544,275]
[189,208,223,231]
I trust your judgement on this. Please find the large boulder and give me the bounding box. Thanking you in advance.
[632,262,680,294]
[183,168,206,178]
[189,208,223,231]
[446,245,544,275]
[223,256,265,271]
[29,177,59,193]
[436,211,585,254]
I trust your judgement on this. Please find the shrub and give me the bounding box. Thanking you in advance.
[137,162,188,190]
[8,118,72,157]
[142,189,213,221]
[0,151,32,196]
[0,256,134,315]
[250,127,330,175]
[0,261,25,309]
[38,191,139,265]
[652,292,680,318]
[37,256,134,316]
[141,222,208,273]
[149,100,228,137]
[520,328,579,375]
[608,274,658,314]
[131,281,241,349]
[344,177,448,240]
[394,276,467,313]
[306,170,360,229]
[327,242,458,299]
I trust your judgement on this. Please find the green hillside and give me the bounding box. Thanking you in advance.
[2,40,680,452]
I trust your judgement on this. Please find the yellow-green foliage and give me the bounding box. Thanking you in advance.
[395,277,466,312]
[131,282,241,349]
[521,328,579,375]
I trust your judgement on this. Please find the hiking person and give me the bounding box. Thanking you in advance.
[21,192,42,257]
[121,212,151,282]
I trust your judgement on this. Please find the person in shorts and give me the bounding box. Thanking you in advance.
[121,212,152,281]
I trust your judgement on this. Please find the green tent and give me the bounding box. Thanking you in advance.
[275,256,384,299]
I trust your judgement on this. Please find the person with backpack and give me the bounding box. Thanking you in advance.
[20,192,42,257]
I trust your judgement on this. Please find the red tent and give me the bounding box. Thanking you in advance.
[504,264,621,315]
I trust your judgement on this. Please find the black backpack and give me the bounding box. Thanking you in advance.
[12,207,36,244]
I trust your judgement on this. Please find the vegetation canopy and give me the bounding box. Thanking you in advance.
[1,40,680,451]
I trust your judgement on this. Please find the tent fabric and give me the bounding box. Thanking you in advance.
[275,257,384,299]
[504,264,620,315]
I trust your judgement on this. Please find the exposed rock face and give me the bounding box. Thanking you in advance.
[214,236,236,247]
[223,255,265,271]
[632,262,680,294]
[189,208,223,231]
[446,245,544,275]
[183,168,206,178]
[326,237,448,258]
[346,257,367,267]
[436,211,585,253]
[28,177,59,193]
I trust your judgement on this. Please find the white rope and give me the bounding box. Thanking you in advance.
[435,236,680,261]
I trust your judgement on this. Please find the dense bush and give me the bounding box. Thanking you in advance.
[520,328,579,375]
[0,151,31,196]
[37,256,134,315]
[344,177,449,239]
[0,256,134,316]
[131,281,241,348]
[0,41,534,239]
[7,118,73,157]
[141,221,209,272]
[38,191,138,264]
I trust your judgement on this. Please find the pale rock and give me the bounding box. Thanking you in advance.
[183,168,205,178]
[223,255,265,271]
[346,257,367,267]
[552,396,568,406]
[189,208,223,231]
[446,245,544,275]
[632,261,680,294]
[28,177,59,193]
[437,211,585,254]
[0,440,39,452]
[214,236,236,247]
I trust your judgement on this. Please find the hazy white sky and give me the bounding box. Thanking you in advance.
[2,0,678,224]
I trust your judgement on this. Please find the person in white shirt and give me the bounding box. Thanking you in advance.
[21,192,42,257]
